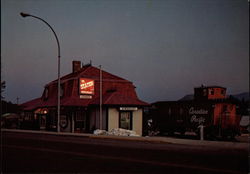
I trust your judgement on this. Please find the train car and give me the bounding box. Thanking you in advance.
[150,86,241,139]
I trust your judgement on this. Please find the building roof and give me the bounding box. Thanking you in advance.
[90,91,149,106]
[47,65,131,86]
[21,64,148,110]
[20,98,42,111]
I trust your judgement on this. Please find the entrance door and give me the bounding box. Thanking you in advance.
[119,112,132,130]
[40,115,46,130]
[74,110,86,132]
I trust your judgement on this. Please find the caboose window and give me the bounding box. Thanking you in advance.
[203,89,207,96]
[168,108,171,115]
[180,108,183,115]
[210,90,214,95]
[60,84,64,97]
[223,105,227,112]
[221,90,225,95]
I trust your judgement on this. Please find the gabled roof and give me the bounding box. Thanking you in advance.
[21,64,148,110]
[19,98,42,111]
[47,65,130,86]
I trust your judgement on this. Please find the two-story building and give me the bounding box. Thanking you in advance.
[20,61,148,135]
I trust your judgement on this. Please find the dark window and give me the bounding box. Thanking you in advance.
[75,110,86,130]
[44,88,49,100]
[119,112,132,130]
[210,89,214,95]
[76,111,85,121]
[203,89,207,96]
[221,90,225,95]
[168,108,171,115]
[180,108,183,115]
[223,105,227,112]
[60,84,64,97]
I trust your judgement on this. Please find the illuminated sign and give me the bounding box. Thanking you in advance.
[119,107,138,111]
[79,78,95,95]
[80,95,92,99]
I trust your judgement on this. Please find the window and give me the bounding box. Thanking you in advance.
[76,111,85,121]
[221,90,225,95]
[168,108,171,115]
[119,112,132,130]
[180,108,183,115]
[44,88,49,100]
[210,89,214,95]
[203,89,207,96]
[75,110,86,130]
[60,84,64,97]
[223,105,227,112]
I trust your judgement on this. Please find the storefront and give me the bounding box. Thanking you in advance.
[20,61,148,135]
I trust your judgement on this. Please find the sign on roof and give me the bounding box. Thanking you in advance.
[79,78,94,95]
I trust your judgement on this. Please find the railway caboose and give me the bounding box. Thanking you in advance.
[150,86,241,139]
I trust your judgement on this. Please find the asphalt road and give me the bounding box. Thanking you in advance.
[1,131,248,174]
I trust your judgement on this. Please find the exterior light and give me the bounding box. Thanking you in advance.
[20,12,31,18]
[20,12,61,132]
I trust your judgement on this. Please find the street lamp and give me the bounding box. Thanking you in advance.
[20,12,61,132]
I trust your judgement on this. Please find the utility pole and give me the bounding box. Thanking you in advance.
[99,65,102,130]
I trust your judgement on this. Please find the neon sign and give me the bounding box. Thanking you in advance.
[79,78,94,95]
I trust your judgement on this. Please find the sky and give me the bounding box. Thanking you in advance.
[1,0,249,104]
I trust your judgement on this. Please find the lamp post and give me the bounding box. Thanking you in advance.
[20,12,61,132]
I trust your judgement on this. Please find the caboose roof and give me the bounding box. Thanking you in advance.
[194,85,226,89]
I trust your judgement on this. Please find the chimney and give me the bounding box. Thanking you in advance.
[72,61,81,73]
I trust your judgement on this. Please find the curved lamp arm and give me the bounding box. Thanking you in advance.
[20,12,61,132]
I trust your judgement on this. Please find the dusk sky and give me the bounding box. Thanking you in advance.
[1,0,249,104]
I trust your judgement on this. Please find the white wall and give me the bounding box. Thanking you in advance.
[108,107,143,136]
[108,108,119,131]
[132,109,143,136]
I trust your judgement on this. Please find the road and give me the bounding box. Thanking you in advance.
[1,131,248,174]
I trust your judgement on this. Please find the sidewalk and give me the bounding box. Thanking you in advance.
[2,128,248,150]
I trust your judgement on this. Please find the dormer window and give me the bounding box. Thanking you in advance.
[44,88,49,100]
[60,84,64,97]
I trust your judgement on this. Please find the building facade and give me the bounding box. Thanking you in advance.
[20,61,148,135]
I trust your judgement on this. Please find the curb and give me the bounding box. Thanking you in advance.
[1,129,248,150]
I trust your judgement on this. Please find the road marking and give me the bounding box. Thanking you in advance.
[3,144,244,174]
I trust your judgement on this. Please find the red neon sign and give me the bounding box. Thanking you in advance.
[79,78,94,95]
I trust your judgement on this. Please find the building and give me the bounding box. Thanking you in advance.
[20,61,148,135]
[150,85,241,138]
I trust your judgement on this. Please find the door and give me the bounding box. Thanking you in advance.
[119,112,132,130]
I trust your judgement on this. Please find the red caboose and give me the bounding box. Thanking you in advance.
[150,85,241,139]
